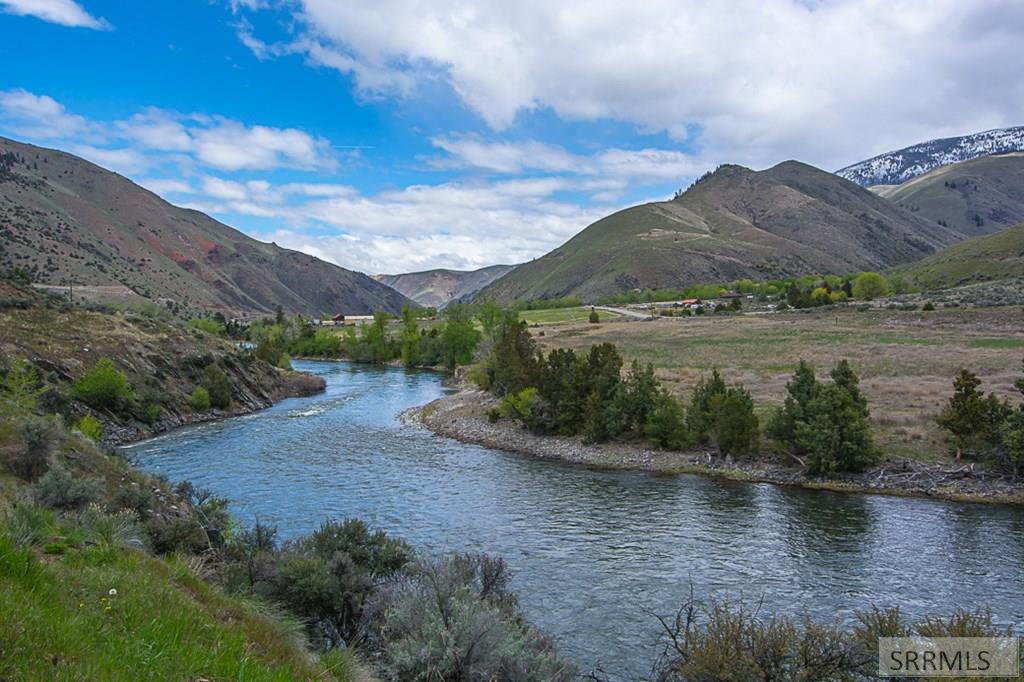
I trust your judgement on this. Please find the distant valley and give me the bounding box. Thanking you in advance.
[373,264,517,308]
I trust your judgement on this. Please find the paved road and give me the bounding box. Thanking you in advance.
[595,305,656,320]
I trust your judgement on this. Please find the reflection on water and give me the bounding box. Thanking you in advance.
[125,360,1024,680]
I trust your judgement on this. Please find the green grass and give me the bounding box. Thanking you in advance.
[520,306,622,324]
[968,338,1024,349]
[894,222,1024,289]
[0,525,364,681]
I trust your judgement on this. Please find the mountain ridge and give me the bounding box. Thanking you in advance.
[871,152,1024,238]
[480,160,963,303]
[0,136,411,316]
[836,126,1024,187]
[373,264,517,308]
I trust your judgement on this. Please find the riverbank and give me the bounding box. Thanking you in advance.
[104,368,325,446]
[408,386,1024,505]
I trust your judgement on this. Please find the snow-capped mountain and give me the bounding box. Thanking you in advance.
[836,126,1024,187]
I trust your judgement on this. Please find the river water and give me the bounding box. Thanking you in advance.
[124,360,1024,680]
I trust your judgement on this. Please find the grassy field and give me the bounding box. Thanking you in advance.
[530,306,1024,462]
[519,306,622,325]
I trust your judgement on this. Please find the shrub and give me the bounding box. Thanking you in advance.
[187,386,211,412]
[2,356,44,414]
[277,352,293,371]
[32,467,103,511]
[5,503,57,547]
[302,518,411,579]
[922,301,936,311]
[144,515,208,554]
[143,402,161,424]
[200,364,232,410]
[109,480,155,516]
[497,387,541,423]
[187,317,225,336]
[73,415,103,441]
[588,309,600,323]
[9,416,59,480]
[270,553,372,649]
[71,358,134,410]
[369,554,575,681]
[654,597,872,681]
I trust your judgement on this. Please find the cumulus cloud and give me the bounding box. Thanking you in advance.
[242,0,1024,169]
[430,135,708,183]
[161,173,616,272]
[0,90,337,173]
[0,90,96,140]
[0,0,109,29]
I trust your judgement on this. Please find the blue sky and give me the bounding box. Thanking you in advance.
[1,0,1022,274]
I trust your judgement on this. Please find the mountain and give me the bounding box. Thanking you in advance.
[892,222,1024,290]
[871,153,1024,237]
[373,264,517,308]
[480,161,963,303]
[836,126,1024,187]
[0,136,410,316]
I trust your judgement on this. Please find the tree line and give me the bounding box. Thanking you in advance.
[478,314,879,474]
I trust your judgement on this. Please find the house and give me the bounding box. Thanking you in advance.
[316,313,377,327]
[674,298,702,310]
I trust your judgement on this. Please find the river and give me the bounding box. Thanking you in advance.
[124,360,1024,680]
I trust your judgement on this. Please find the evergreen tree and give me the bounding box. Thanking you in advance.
[582,343,623,442]
[644,390,689,450]
[608,360,659,435]
[539,349,587,435]
[799,383,876,474]
[687,369,728,444]
[710,387,759,456]
[766,360,817,451]
[830,360,868,418]
[399,305,420,366]
[486,312,540,396]
[439,303,480,370]
[938,370,994,460]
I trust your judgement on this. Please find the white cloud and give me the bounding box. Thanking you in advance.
[138,178,194,195]
[192,119,335,172]
[0,90,337,173]
[68,145,149,174]
[258,0,1024,169]
[0,90,94,139]
[431,135,708,183]
[0,0,109,29]
[158,170,615,272]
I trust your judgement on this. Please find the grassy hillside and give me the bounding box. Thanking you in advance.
[874,153,1024,236]
[0,136,410,316]
[374,264,516,308]
[0,282,323,443]
[892,222,1024,290]
[482,161,961,303]
[0,531,365,681]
